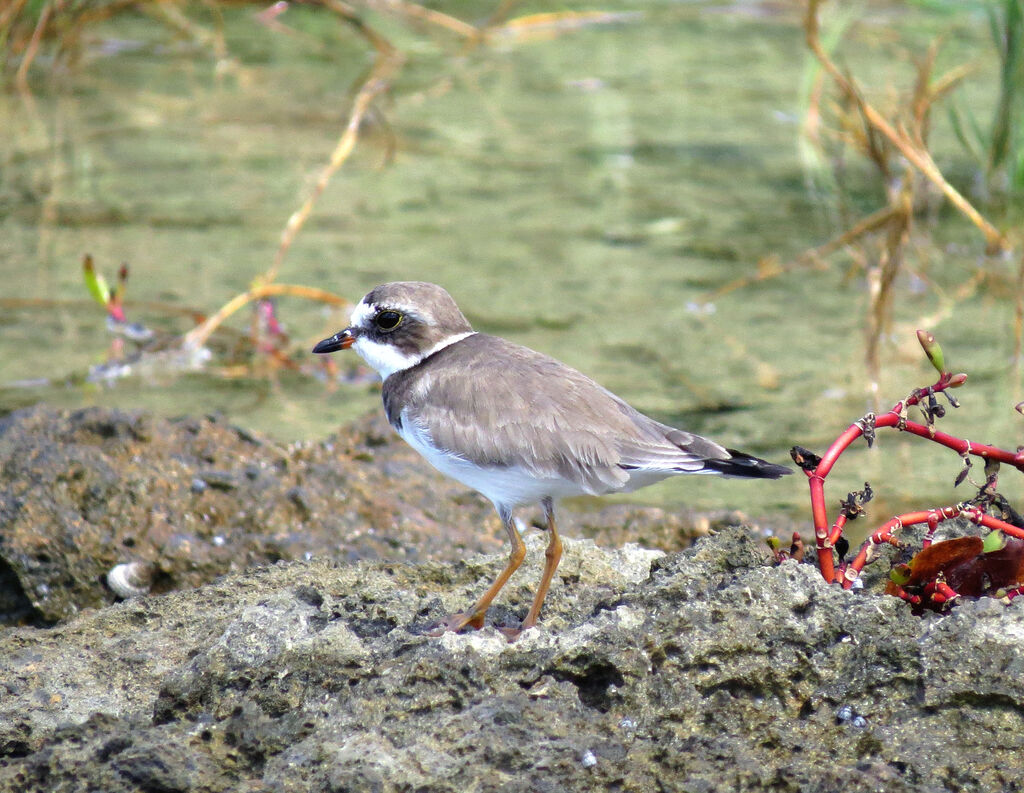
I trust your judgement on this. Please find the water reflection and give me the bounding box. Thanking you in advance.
[0,2,1018,522]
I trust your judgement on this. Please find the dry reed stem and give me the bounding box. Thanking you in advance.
[7,0,219,86]
[702,203,905,304]
[189,0,589,360]
[483,0,523,30]
[61,0,139,31]
[13,0,49,90]
[865,177,913,394]
[143,1,226,58]
[1016,251,1024,378]
[264,0,404,284]
[805,0,1008,254]
[0,0,30,37]
[183,283,349,350]
[266,65,400,280]
[377,0,479,39]
[485,10,639,43]
[916,62,974,141]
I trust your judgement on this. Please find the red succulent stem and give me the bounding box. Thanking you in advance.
[885,415,1024,465]
[107,302,127,323]
[827,513,848,548]
[1001,586,1024,602]
[805,373,1024,584]
[842,505,1024,588]
[923,579,960,605]
[891,586,922,605]
[921,512,940,549]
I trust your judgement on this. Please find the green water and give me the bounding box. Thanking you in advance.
[1,1,1021,525]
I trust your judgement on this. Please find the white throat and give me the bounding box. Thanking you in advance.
[354,332,476,380]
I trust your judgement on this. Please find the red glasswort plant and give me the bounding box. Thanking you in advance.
[791,331,1024,610]
[83,255,154,345]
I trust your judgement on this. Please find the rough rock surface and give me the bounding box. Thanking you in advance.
[1,527,1022,793]
[0,406,739,625]
[2,405,1021,792]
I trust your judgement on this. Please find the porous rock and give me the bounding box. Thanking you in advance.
[0,527,1022,793]
[0,406,727,624]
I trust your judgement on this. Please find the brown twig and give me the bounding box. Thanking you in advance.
[265,0,404,284]
[485,10,641,43]
[805,0,1008,254]
[1016,250,1024,380]
[482,0,523,30]
[375,0,479,39]
[864,174,913,396]
[183,283,349,350]
[142,0,227,58]
[702,203,904,304]
[13,0,49,90]
[0,0,30,42]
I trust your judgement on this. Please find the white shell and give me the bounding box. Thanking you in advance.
[107,562,153,599]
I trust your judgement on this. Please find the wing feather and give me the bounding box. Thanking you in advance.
[384,334,740,494]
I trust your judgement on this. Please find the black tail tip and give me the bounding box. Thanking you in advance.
[704,449,793,480]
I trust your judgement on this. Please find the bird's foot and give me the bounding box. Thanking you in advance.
[426,610,537,643]
[426,611,486,636]
[496,614,541,643]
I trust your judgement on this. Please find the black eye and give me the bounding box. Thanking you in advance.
[374,310,403,331]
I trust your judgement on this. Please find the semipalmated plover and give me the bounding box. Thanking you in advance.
[314,281,789,636]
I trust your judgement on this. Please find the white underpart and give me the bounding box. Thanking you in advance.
[352,337,422,380]
[399,415,718,508]
[353,324,476,380]
[398,412,587,510]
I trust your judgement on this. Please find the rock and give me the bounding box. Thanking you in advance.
[0,406,719,624]
[0,528,1022,792]
[3,405,1017,790]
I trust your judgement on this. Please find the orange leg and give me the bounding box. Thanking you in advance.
[520,497,562,631]
[433,506,526,633]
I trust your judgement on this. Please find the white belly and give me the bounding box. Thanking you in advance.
[396,418,586,511]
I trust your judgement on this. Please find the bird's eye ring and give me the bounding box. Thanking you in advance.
[374,310,403,332]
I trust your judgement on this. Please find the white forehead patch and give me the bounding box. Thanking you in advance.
[349,299,375,328]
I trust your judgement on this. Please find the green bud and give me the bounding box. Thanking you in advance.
[982,530,1006,554]
[917,330,945,374]
[889,564,912,585]
[82,255,110,306]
